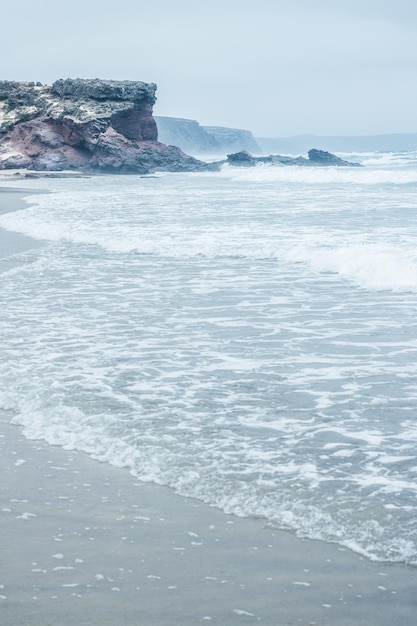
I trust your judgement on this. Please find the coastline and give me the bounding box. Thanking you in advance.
[1,178,417,625]
[1,411,416,626]
[0,183,46,273]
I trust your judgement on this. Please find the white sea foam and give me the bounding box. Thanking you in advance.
[1,155,417,565]
[2,183,417,292]
[285,239,417,292]
[219,163,417,185]
[360,151,417,167]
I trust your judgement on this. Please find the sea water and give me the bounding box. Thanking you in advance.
[1,151,417,565]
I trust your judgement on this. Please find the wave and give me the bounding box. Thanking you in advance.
[2,166,417,566]
[2,165,417,296]
[4,397,416,567]
[2,208,417,292]
[360,151,417,167]
[218,163,417,185]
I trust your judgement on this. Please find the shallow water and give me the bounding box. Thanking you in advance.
[1,151,417,564]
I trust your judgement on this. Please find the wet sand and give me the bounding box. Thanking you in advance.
[1,411,417,626]
[0,186,45,272]
[1,184,417,625]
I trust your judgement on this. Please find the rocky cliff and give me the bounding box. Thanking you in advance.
[0,79,212,173]
[155,116,260,155]
[155,117,218,155]
[202,126,261,154]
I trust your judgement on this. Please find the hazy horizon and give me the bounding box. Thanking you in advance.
[1,0,416,137]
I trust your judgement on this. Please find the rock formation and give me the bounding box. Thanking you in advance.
[0,78,363,174]
[0,79,214,173]
[307,149,361,166]
[257,133,417,154]
[225,149,361,167]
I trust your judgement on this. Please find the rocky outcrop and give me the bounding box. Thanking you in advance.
[0,79,363,174]
[226,149,361,167]
[307,149,361,166]
[0,79,213,173]
[155,116,260,155]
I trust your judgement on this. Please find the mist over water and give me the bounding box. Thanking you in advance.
[1,151,417,565]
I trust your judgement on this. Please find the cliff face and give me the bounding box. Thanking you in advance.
[155,116,260,155]
[202,126,261,154]
[257,134,417,155]
[0,79,211,173]
[155,117,219,155]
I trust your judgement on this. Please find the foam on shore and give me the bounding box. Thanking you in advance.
[0,185,45,272]
[1,176,416,625]
[1,410,416,626]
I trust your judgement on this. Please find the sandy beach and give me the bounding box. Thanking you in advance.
[0,185,45,272]
[1,182,417,625]
[1,410,417,626]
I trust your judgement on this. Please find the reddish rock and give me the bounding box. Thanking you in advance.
[0,78,215,173]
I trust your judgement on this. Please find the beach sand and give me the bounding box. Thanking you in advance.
[0,186,45,272]
[1,412,416,626]
[1,183,416,625]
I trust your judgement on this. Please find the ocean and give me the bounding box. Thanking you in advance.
[1,151,417,566]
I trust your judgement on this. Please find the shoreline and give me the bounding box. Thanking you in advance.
[0,184,46,273]
[1,179,417,625]
[1,411,416,626]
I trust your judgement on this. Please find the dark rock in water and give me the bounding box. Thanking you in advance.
[226,150,260,166]
[226,149,361,168]
[0,79,214,174]
[307,149,361,167]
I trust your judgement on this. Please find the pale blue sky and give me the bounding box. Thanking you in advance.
[2,0,416,136]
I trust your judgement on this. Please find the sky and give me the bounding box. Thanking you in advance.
[2,0,417,137]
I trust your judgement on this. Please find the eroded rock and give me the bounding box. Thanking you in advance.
[0,79,213,173]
